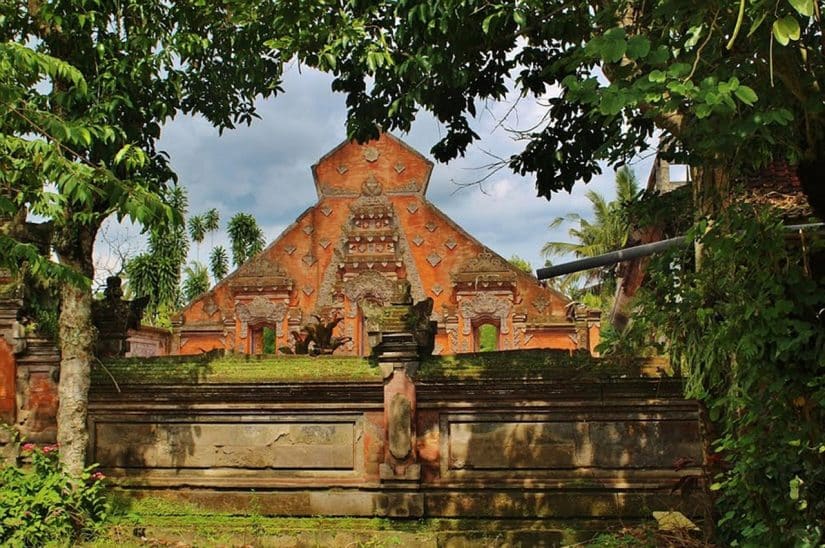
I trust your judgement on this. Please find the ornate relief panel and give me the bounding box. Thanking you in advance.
[459,293,512,335]
[235,296,288,338]
[343,271,396,304]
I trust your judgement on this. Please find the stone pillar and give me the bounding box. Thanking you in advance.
[376,332,423,517]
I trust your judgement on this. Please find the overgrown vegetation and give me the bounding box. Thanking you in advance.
[618,205,825,545]
[0,444,109,546]
[93,353,381,385]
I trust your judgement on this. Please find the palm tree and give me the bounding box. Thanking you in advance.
[227,212,265,266]
[188,214,206,259]
[209,246,230,282]
[182,261,210,302]
[542,166,640,291]
[203,208,220,246]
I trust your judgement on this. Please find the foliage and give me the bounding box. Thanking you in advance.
[187,215,206,247]
[93,354,380,385]
[477,324,498,352]
[125,186,189,322]
[507,254,532,274]
[209,245,230,281]
[181,261,210,303]
[543,167,640,306]
[269,0,825,212]
[633,205,825,544]
[227,212,265,266]
[0,444,109,546]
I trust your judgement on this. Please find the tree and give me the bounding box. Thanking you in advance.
[507,255,532,274]
[181,261,210,303]
[125,186,190,321]
[4,1,284,474]
[209,246,230,282]
[271,0,825,218]
[187,215,206,259]
[203,208,220,246]
[542,166,640,289]
[227,213,265,266]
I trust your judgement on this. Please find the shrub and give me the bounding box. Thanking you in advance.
[0,443,109,546]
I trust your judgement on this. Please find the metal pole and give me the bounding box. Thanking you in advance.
[535,223,824,280]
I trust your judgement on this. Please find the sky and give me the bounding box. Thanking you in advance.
[94,64,657,285]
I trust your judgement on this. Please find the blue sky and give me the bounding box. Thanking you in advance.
[94,64,656,284]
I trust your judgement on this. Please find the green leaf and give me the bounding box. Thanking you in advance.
[734,85,758,105]
[773,16,801,46]
[626,35,650,60]
[513,10,526,27]
[710,482,723,491]
[789,476,802,500]
[648,70,666,83]
[788,0,815,17]
[748,12,768,37]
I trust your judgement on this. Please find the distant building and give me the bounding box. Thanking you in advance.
[172,134,599,355]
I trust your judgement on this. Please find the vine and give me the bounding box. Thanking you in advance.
[630,205,825,544]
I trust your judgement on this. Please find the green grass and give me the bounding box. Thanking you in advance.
[418,349,646,380]
[93,349,659,386]
[93,353,381,385]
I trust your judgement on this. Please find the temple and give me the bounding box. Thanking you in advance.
[172,134,599,356]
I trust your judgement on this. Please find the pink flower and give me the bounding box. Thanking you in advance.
[91,471,106,481]
[42,444,59,454]
[21,443,36,452]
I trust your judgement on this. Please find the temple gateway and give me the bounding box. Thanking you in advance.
[172,134,599,356]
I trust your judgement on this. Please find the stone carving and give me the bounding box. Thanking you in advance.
[451,250,517,286]
[235,297,287,338]
[532,296,550,314]
[337,164,348,174]
[202,295,220,318]
[343,271,396,304]
[389,394,413,460]
[426,252,442,267]
[302,253,317,267]
[394,179,420,193]
[395,231,427,303]
[425,221,437,232]
[302,285,314,296]
[303,224,314,235]
[406,202,419,214]
[361,175,383,197]
[320,205,333,217]
[412,235,424,247]
[230,256,293,292]
[91,277,148,357]
[319,238,331,249]
[459,293,512,335]
[281,313,351,355]
[444,238,457,250]
[320,185,357,197]
[431,284,443,297]
[363,146,380,162]
[394,162,406,174]
[446,325,458,351]
[285,245,296,255]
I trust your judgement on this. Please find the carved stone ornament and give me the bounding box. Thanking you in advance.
[425,221,437,233]
[302,253,317,267]
[363,146,380,162]
[337,164,348,174]
[412,235,424,247]
[426,252,442,267]
[202,295,220,318]
[533,296,550,314]
[230,256,293,292]
[343,270,396,305]
[394,162,406,174]
[302,285,315,296]
[406,202,419,214]
[319,238,331,249]
[320,205,333,217]
[431,284,444,297]
[285,245,296,255]
[235,296,287,338]
[444,238,457,250]
[303,224,314,235]
[460,293,512,335]
[361,175,383,197]
[451,250,516,285]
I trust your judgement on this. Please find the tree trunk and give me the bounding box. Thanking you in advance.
[55,224,96,476]
[691,165,731,270]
